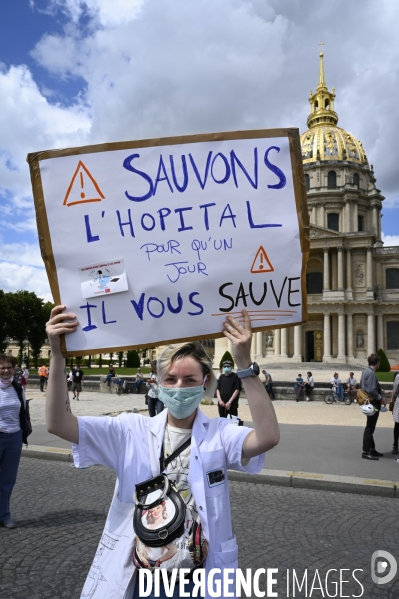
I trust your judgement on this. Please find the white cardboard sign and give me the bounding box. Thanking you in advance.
[28,129,309,356]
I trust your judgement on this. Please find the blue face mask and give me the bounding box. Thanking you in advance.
[223,367,232,374]
[158,384,205,419]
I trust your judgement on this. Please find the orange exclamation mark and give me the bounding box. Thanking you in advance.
[80,171,85,199]
[259,252,264,270]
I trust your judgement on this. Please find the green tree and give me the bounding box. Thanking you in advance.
[0,291,12,353]
[29,301,53,368]
[377,348,391,372]
[126,350,140,368]
[7,291,50,365]
[219,351,234,370]
[118,351,123,367]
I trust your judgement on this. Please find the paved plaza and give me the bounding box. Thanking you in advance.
[0,458,398,598]
[25,387,399,481]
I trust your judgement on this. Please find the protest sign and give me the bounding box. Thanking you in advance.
[28,129,309,356]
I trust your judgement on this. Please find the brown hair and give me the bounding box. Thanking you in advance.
[0,354,16,367]
[367,353,380,366]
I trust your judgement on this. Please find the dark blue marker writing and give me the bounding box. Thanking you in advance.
[80,302,98,332]
[84,215,100,243]
[169,155,189,193]
[124,153,154,201]
[102,301,116,324]
[264,146,286,189]
[116,209,135,237]
[246,201,282,229]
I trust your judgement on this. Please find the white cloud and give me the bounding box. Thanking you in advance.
[0,64,91,210]
[0,240,44,267]
[382,233,399,247]
[0,262,52,301]
[383,195,399,210]
[44,0,145,25]
[4,0,399,293]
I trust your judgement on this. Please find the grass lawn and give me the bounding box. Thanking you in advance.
[376,371,398,382]
[78,367,152,376]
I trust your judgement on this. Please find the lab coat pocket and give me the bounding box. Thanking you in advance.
[214,540,239,569]
[202,449,226,497]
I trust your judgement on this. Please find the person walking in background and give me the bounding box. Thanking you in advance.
[21,365,29,390]
[13,366,23,386]
[71,364,84,400]
[217,360,241,417]
[38,364,48,392]
[146,360,163,417]
[346,372,357,403]
[66,367,73,395]
[304,372,314,401]
[294,374,304,402]
[104,364,116,387]
[361,353,390,460]
[331,372,344,401]
[390,372,399,455]
[262,369,275,399]
[0,354,29,529]
[135,368,144,392]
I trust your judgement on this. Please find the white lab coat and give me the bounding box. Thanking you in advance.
[73,408,264,599]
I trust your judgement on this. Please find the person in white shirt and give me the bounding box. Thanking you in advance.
[146,361,163,417]
[45,305,280,598]
[304,372,314,401]
[345,372,357,402]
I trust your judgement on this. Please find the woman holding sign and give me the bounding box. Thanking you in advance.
[45,306,279,598]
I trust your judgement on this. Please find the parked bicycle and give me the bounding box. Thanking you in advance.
[115,378,132,396]
[324,388,352,405]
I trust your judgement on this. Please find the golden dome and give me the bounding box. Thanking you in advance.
[300,50,368,166]
[300,124,367,165]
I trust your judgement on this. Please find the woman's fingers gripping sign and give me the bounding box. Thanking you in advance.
[46,305,78,349]
[222,309,252,370]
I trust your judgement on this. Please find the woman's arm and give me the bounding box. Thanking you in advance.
[222,309,280,458]
[45,305,79,443]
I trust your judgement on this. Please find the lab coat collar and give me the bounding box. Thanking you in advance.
[144,408,210,448]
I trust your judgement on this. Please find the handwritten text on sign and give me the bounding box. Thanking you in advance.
[34,132,306,353]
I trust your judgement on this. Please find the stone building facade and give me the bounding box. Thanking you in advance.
[214,52,399,366]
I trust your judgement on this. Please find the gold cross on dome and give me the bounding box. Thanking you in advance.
[319,40,325,51]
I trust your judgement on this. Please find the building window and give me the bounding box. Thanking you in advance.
[358,215,364,232]
[386,268,399,290]
[387,322,399,350]
[305,174,310,191]
[353,173,359,188]
[306,272,323,294]
[327,213,339,231]
[328,170,337,188]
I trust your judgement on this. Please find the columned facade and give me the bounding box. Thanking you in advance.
[212,51,399,367]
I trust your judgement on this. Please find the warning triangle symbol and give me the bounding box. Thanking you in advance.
[250,246,274,273]
[63,161,105,207]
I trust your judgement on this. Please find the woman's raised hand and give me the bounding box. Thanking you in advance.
[46,305,78,351]
[222,309,252,370]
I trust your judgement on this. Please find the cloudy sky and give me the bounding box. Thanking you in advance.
[1,0,398,301]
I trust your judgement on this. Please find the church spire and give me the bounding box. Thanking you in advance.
[307,44,338,129]
[319,41,325,85]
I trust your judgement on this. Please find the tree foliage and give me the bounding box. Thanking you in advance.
[2,290,54,366]
[219,351,234,369]
[126,350,140,368]
[0,290,12,353]
[377,348,391,372]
